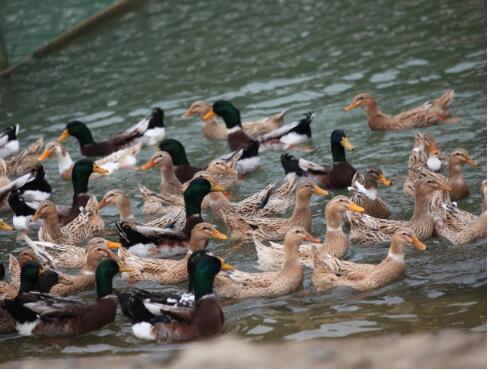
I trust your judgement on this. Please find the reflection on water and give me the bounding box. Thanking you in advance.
[0,0,485,361]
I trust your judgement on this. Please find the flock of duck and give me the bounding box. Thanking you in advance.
[0,89,485,342]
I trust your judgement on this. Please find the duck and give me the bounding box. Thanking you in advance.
[57,159,108,226]
[403,132,446,198]
[344,90,457,130]
[311,228,426,291]
[117,223,228,284]
[347,177,451,245]
[126,253,226,342]
[254,196,364,271]
[38,140,141,181]
[0,261,72,334]
[0,124,20,159]
[216,180,328,241]
[5,137,43,177]
[258,112,315,152]
[348,167,392,219]
[4,259,131,337]
[57,108,165,157]
[430,179,487,246]
[7,190,42,233]
[45,239,121,296]
[206,158,239,191]
[280,129,356,189]
[215,227,317,299]
[139,151,183,196]
[32,197,104,246]
[0,159,11,211]
[182,100,287,140]
[116,177,224,258]
[157,139,204,183]
[0,167,39,214]
[447,148,480,201]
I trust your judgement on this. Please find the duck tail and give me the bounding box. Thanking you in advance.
[432,89,454,109]
[271,108,289,125]
[280,153,305,176]
[147,107,165,129]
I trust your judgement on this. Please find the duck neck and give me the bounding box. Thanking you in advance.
[115,195,134,221]
[161,164,181,188]
[411,190,432,223]
[449,161,464,182]
[42,211,64,241]
[386,239,406,264]
[364,100,382,119]
[331,141,346,163]
[54,149,74,175]
[96,272,114,299]
[282,239,300,271]
[325,206,343,233]
[73,127,96,146]
[184,194,204,218]
[188,236,208,253]
[290,193,311,221]
[72,171,90,195]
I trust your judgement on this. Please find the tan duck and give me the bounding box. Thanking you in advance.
[447,148,480,201]
[348,167,392,219]
[215,227,318,299]
[312,228,426,291]
[404,133,446,198]
[430,179,487,246]
[181,100,287,140]
[38,140,141,181]
[118,223,228,284]
[5,137,43,177]
[48,239,121,296]
[347,177,451,245]
[216,181,328,241]
[344,90,457,130]
[139,151,183,196]
[254,196,364,271]
[33,196,104,246]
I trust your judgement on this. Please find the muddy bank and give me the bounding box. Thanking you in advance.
[2,330,485,368]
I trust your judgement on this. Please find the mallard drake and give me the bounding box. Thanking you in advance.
[347,177,451,245]
[344,90,457,130]
[258,112,315,152]
[157,139,204,183]
[254,196,364,271]
[0,124,20,159]
[217,181,328,241]
[348,167,392,219]
[38,140,141,181]
[312,228,426,291]
[5,259,131,337]
[215,227,318,299]
[430,179,487,246]
[447,148,479,201]
[5,137,43,177]
[280,129,356,189]
[57,108,165,157]
[139,151,183,196]
[0,261,72,334]
[117,223,227,284]
[57,159,108,226]
[33,196,104,245]
[182,100,287,139]
[403,133,447,198]
[127,253,227,342]
[116,177,224,258]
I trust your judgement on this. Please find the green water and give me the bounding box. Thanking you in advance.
[0,0,486,362]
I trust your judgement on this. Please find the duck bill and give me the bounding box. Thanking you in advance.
[312,185,329,196]
[31,211,41,222]
[411,236,427,251]
[219,258,234,270]
[105,240,122,249]
[118,263,134,273]
[181,108,194,118]
[340,136,354,151]
[304,233,321,243]
[344,101,359,112]
[92,163,109,175]
[96,198,108,211]
[348,202,365,212]
[57,129,70,142]
[57,276,73,285]
[210,229,228,241]
[202,108,216,121]
[210,181,225,192]
[464,158,480,167]
[139,159,156,171]
[0,219,13,231]
[378,175,392,186]
[38,148,52,161]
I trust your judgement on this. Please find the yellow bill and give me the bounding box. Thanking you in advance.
[57,129,70,142]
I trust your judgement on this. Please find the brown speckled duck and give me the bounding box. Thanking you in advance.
[344,90,457,130]
[312,228,426,291]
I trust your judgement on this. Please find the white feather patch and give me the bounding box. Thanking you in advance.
[132,322,156,340]
[427,155,442,172]
[16,319,40,336]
